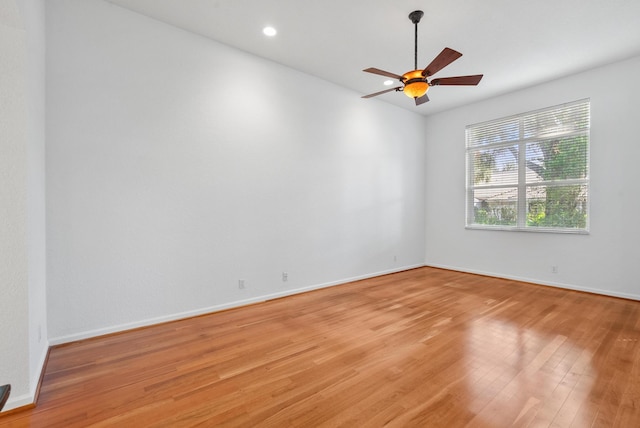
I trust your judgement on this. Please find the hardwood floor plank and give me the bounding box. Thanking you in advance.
[1,267,640,427]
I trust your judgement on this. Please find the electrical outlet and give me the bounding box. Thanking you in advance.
[282,272,288,282]
[238,279,245,289]
[551,266,558,274]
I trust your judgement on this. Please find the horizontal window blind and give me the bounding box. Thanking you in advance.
[466,99,590,233]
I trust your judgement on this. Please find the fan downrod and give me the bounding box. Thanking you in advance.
[408,11,424,70]
[408,10,424,24]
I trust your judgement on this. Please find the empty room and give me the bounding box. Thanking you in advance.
[1,0,640,426]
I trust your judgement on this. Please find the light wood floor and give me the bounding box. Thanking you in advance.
[1,267,639,427]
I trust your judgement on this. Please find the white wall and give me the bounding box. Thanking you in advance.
[0,0,30,409]
[46,0,426,343]
[19,0,48,405]
[0,0,47,412]
[425,55,640,299]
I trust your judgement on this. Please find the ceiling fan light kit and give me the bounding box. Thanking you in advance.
[362,10,483,106]
[402,70,429,98]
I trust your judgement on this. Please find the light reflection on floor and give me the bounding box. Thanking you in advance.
[464,316,596,426]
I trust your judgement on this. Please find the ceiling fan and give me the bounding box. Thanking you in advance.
[362,10,483,106]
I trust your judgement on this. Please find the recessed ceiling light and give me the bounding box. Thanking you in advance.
[263,26,277,37]
[383,80,394,86]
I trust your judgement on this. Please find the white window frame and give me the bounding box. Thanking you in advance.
[465,99,590,234]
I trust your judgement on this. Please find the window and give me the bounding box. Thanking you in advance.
[466,99,590,233]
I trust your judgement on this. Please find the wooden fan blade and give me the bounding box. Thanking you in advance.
[422,47,462,77]
[430,75,483,86]
[363,67,403,80]
[362,86,402,99]
[415,93,430,106]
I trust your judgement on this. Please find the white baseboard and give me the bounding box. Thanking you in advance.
[2,392,33,412]
[425,263,640,301]
[49,264,425,346]
[1,340,50,412]
[48,296,271,346]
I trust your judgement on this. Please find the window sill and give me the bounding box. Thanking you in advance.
[465,225,590,235]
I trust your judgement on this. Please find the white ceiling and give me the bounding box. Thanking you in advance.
[105,0,640,116]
